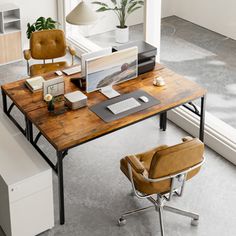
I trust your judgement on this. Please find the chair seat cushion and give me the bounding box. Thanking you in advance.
[30,61,68,76]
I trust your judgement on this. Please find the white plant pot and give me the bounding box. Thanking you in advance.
[116,26,129,44]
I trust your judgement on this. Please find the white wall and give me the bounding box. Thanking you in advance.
[163,0,236,40]
[161,0,174,18]
[144,0,161,61]
[1,0,57,49]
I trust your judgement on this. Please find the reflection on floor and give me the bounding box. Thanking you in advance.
[162,16,236,128]
[88,24,144,48]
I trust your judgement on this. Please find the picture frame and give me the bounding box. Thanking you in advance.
[43,77,65,98]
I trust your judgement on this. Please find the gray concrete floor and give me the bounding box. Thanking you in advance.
[162,16,236,128]
[1,17,236,236]
[0,115,236,236]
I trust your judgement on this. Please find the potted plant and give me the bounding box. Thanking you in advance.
[92,0,144,43]
[26,17,58,39]
[44,94,55,112]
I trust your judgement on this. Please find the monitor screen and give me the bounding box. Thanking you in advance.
[81,47,112,77]
[85,47,138,93]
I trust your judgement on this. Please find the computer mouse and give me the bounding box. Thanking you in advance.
[139,96,149,103]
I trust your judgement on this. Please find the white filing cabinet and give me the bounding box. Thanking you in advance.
[0,114,54,236]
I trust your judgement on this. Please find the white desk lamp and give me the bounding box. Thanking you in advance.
[66,0,97,25]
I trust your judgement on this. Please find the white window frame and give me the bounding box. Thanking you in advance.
[56,0,236,165]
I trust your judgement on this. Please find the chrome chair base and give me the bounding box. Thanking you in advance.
[118,195,199,236]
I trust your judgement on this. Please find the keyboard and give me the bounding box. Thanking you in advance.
[63,65,81,75]
[107,97,141,115]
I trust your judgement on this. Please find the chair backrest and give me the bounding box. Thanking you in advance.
[30,29,67,60]
[149,138,204,181]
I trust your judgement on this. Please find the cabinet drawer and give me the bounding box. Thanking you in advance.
[9,170,52,203]
[0,31,22,65]
[4,31,22,63]
[0,35,6,64]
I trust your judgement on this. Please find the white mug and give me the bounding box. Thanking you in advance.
[153,77,165,87]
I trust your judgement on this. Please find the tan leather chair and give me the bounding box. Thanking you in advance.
[23,29,76,76]
[119,137,205,236]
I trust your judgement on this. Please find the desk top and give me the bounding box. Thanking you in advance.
[1,64,206,151]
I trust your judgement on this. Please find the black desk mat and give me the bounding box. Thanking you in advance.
[89,90,160,122]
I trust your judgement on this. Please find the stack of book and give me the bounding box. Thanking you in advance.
[25,76,45,92]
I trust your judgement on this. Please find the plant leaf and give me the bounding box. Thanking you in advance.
[26,23,35,39]
[137,0,144,5]
[128,2,138,13]
[92,1,109,7]
[96,6,110,12]
[35,17,46,30]
[121,0,128,8]
[128,6,141,14]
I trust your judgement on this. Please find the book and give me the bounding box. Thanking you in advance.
[62,65,81,75]
[25,76,45,92]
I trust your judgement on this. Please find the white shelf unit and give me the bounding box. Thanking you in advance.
[0,3,22,65]
[0,4,21,34]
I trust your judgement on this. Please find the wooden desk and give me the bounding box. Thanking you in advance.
[1,64,207,225]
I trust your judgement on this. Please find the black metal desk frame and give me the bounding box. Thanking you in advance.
[1,89,206,225]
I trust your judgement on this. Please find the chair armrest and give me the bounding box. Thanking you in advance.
[23,49,31,60]
[68,46,76,56]
[182,136,193,142]
[125,155,145,174]
[68,46,76,65]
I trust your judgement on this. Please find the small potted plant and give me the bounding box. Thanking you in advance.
[26,17,58,39]
[92,0,144,43]
[44,94,55,112]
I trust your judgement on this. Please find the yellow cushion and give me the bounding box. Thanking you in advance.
[30,29,67,59]
[30,61,68,76]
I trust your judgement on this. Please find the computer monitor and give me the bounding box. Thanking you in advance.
[81,47,112,77]
[85,47,138,98]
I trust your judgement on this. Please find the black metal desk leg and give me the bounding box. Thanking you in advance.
[25,118,33,142]
[57,151,65,225]
[25,117,29,139]
[28,119,33,143]
[159,114,163,129]
[160,112,167,131]
[199,95,206,142]
[2,90,7,114]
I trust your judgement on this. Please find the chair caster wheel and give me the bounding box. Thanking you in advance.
[191,218,199,226]
[118,218,126,226]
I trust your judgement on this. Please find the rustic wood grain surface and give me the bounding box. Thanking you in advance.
[1,64,206,151]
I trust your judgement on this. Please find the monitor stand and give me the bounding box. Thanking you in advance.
[100,86,120,99]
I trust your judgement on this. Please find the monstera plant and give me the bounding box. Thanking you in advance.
[92,0,144,43]
[26,17,58,39]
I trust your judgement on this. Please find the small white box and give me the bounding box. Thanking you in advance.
[64,91,87,110]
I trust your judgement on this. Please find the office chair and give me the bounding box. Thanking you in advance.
[23,29,76,76]
[119,137,205,236]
